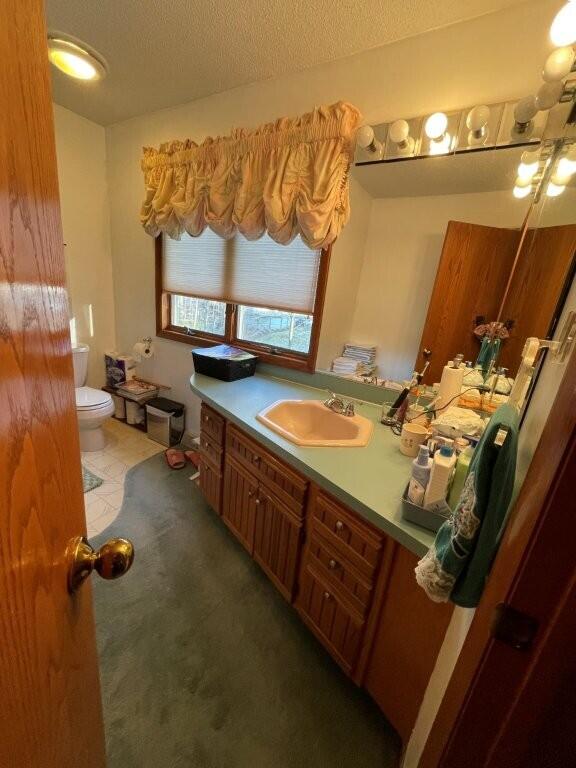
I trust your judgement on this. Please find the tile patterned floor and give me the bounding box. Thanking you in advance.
[82,419,164,536]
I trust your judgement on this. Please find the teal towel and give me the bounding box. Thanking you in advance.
[415,404,519,607]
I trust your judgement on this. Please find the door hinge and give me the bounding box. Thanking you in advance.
[492,603,539,651]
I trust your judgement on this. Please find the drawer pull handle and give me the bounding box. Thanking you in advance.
[323,591,332,600]
[248,489,256,498]
[335,520,345,532]
[252,456,261,465]
[255,498,261,506]
[328,559,338,570]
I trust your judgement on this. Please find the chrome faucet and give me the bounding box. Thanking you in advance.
[323,391,355,417]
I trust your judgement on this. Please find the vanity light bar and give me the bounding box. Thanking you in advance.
[355,99,542,165]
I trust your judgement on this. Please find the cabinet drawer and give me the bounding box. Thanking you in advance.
[200,403,225,446]
[310,491,383,580]
[296,563,365,675]
[198,456,222,515]
[226,424,308,515]
[306,532,373,617]
[199,432,223,472]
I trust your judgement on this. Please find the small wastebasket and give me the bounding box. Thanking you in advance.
[145,397,185,446]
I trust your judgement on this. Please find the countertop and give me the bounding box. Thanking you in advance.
[190,372,437,557]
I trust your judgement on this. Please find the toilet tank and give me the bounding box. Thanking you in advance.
[72,344,90,387]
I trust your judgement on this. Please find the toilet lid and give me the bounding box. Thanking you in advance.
[76,386,113,410]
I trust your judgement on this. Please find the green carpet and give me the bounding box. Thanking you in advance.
[93,453,400,767]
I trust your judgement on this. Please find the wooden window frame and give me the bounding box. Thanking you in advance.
[155,235,331,373]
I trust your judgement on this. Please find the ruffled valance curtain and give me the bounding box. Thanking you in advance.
[140,101,361,250]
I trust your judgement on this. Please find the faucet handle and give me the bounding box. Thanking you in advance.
[343,401,355,417]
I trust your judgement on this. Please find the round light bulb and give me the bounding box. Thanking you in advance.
[47,37,107,81]
[515,175,533,188]
[513,185,532,199]
[546,181,566,197]
[517,149,540,180]
[536,81,565,110]
[542,46,576,82]
[389,119,410,144]
[550,2,576,47]
[466,105,490,132]
[514,95,538,125]
[356,125,375,149]
[425,112,448,140]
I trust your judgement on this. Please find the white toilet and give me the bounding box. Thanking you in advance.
[72,344,115,452]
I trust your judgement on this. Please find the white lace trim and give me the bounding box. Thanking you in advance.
[414,550,455,603]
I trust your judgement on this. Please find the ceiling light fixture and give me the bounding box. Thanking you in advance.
[47,36,107,81]
[550,2,576,47]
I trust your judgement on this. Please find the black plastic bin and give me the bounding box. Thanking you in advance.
[192,344,258,382]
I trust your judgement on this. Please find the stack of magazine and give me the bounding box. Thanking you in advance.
[116,379,158,402]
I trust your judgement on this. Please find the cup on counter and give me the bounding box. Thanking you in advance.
[400,423,429,457]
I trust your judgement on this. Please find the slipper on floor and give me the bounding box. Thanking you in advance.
[185,450,200,468]
[165,448,186,469]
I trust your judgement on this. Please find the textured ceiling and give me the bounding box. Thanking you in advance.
[46,0,528,126]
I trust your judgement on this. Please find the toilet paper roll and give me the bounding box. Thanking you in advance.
[437,363,464,413]
[133,341,155,361]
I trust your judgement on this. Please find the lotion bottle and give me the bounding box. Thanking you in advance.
[408,444,433,506]
[424,441,456,509]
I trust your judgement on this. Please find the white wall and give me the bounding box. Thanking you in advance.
[350,190,530,381]
[54,104,116,387]
[105,0,559,430]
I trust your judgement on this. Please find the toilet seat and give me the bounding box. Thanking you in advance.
[76,386,113,411]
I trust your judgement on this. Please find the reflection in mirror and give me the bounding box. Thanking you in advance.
[321,136,575,418]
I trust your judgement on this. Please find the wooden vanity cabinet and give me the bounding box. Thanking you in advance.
[197,401,452,745]
[222,455,258,553]
[296,486,388,675]
[198,404,225,514]
[253,484,303,602]
[221,424,308,601]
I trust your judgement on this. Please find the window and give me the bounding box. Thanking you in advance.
[156,229,330,371]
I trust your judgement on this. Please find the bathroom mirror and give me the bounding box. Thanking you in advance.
[320,137,576,389]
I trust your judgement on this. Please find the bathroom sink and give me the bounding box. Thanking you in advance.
[256,399,373,447]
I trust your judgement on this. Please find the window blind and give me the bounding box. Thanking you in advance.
[163,231,321,314]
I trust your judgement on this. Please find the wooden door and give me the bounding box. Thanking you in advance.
[222,456,257,553]
[498,224,576,373]
[253,485,303,602]
[0,1,106,766]
[417,221,520,383]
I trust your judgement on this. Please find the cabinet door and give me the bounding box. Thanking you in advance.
[253,486,303,602]
[198,456,222,514]
[296,564,365,675]
[222,456,257,554]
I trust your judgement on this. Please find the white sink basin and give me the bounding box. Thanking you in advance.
[257,399,373,447]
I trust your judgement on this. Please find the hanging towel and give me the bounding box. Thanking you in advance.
[415,404,519,607]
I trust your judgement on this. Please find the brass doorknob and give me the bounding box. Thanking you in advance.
[67,536,134,593]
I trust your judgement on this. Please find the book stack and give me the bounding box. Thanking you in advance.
[331,343,377,377]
